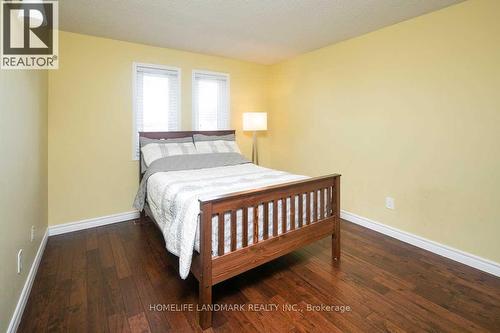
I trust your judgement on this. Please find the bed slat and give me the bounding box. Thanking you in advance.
[218,213,224,256]
[230,210,237,252]
[253,205,259,244]
[242,207,248,248]
[263,203,269,240]
[281,197,287,234]
[272,200,278,236]
[327,186,332,216]
[313,190,318,222]
[320,188,325,219]
[306,192,311,225]
[298,194,304,227]
[290,195,296,230]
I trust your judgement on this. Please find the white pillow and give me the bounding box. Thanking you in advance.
[141,142,197,167]
[195,140,241,154]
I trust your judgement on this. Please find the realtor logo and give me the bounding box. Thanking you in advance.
[1,0,58,69]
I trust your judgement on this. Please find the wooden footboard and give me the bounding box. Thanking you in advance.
[196,174,341,329]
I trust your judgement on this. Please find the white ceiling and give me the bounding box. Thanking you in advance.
[60,0,463,64]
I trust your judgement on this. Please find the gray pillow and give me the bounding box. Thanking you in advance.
[193,133,235,142]
[139,136,194,172]
[140,136,193,148]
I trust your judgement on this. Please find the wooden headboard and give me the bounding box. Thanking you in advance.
[138,130,236,176]
[139,130,235,140]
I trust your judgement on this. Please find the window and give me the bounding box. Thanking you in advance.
[133,63,180,159]
[192,70,229,130]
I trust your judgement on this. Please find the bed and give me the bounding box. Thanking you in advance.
[136,130,341,329]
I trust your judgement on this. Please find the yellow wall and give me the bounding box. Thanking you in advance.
[268,0,500,262]
[48,32,270,226]
[0,70,48,331]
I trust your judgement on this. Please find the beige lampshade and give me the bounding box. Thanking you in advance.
[243,112,267,131]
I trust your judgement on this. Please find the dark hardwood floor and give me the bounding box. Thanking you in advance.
[19,219,500,332]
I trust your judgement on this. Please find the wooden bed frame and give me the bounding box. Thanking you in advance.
[139,130,341,329]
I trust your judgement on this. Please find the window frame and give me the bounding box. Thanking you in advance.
[191,69,230,131]
[132,62,182,160]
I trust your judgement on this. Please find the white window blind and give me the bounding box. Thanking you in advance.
[192,71,229,130]
[133,64,180,159]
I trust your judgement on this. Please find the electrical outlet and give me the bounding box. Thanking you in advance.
[385,197,395,210]
[17,249,23,274]
[30,225,35,242]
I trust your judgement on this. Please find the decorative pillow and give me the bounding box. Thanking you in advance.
[140,136,193,147]
[193,133,236,142]
[141,137,196,167]
[194,139,241,154]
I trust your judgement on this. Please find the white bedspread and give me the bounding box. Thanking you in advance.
[146,163,308,279]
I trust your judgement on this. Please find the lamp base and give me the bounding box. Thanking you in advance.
[251,131,259,165]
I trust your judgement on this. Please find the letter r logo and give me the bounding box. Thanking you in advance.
[2,1,54,55]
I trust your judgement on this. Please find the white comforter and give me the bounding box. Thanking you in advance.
[146,163,307,279]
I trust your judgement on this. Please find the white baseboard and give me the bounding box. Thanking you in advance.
[341,210,500,277]
[48,210,140,236]
[7,229,48,333]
